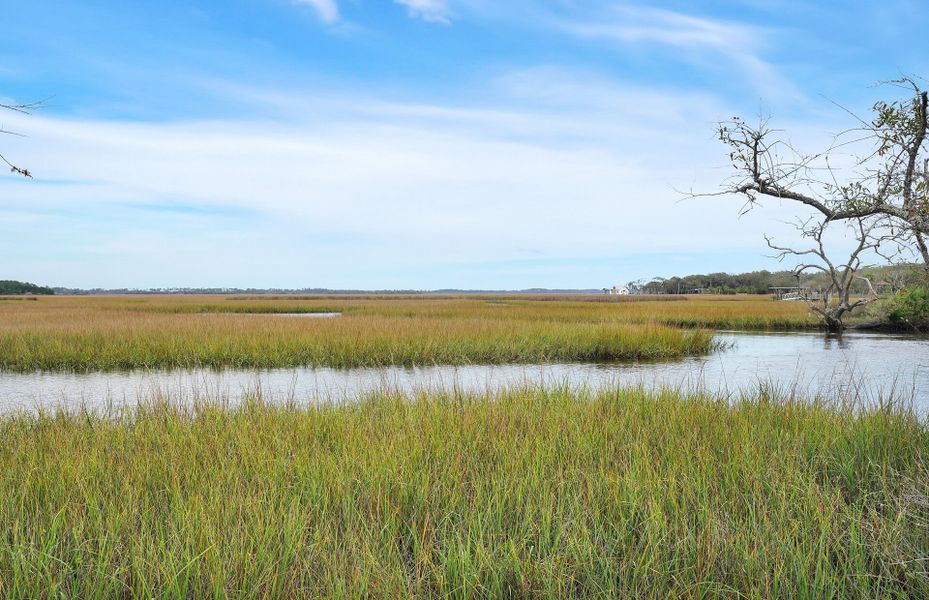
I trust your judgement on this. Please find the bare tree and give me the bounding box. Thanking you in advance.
[700,77,929,330]
[717,77,928,268]
[766,215,901,331]
[1,99,40,178]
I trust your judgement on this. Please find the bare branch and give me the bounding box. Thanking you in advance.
[0,152,31,177]
[1,96,39,178]
[706,79,929,247]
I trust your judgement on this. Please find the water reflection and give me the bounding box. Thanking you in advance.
[822,333,851,351]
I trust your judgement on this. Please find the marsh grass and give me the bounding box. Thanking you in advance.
[1,386,927,598]
[0,295,812,372]
[139,304,344,314]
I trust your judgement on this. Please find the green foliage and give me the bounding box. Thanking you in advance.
[0,280,53,295]
[1,387,927,598]
[888,287,929,330]
[633,269,796,294]
[873,92,927,151]
[633,264,918,296]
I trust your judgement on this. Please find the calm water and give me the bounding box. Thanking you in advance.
[1,331,927,413]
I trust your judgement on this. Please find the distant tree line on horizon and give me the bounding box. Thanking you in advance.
[0,280,55,295]
[46,287,610,296]
[629,264,923,296]
[5,266,923,298]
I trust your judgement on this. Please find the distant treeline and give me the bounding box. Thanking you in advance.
[631,271,798,295]
[18,265,925,297]
[50,287,607,296]
[631,265,924,295]
[0,280,55,295]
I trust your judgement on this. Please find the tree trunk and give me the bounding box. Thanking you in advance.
[823,312,844,332]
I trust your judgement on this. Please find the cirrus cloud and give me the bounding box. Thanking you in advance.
[293,0,339,24]
[395,0,451,24]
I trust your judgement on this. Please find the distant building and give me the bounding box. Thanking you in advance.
[769,286,822,301]
[604,285,629,295]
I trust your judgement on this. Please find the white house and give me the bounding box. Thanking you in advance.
[604,285,629,295]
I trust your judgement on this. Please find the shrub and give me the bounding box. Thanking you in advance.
[888,286,929,330]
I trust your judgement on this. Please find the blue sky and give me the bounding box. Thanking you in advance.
[1,0,926,289]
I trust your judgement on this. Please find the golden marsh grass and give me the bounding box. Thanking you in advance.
[0,295,814,372]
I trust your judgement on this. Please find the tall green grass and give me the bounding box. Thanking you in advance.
[1,386,926,598]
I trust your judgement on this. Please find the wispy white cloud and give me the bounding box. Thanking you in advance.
[293,0,339,24]
[395,0,451,24]
[387,3,803,101]
[1,71,836,288]
[2,0,920,288]
[556,5,803,101]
